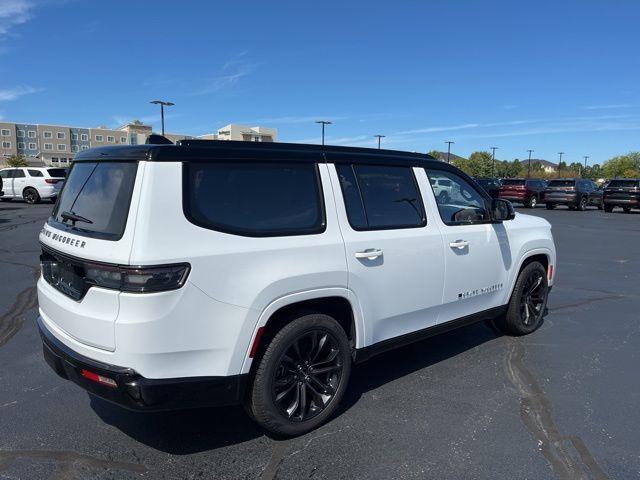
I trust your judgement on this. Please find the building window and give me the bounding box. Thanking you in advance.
[95,135,103,142]
[51,157,59,163]
[1,141,11,148]
[81,145,89,150]
[1,129,10,136]
[120,136,127,144]
[71,133,78,140]
[107,136,115,143]
[57,144,66,151]
[57,132,66,139]
[43,131,53,138]
[81,133,88,141]
[44,143,53,150]
[28,131,36,138]
[28,142,36,150]
[72,145,79,152]
[61,158,68,163]
[18,142,25,149]
[17,130,25,137]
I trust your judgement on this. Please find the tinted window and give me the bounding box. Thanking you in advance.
[607,180,639,188]
[13,169,25,178]
[547,180,576,188]
[51,162,138,240]
[0,170,9,179]
[335,165,367,229]
[28,169,44,177]
[426,169,488,225]
[47,168,66,178]
[502,179,525,186]
[185,162,324,236]
[337,164,426,230]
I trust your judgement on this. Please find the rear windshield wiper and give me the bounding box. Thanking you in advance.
[60,210,93,225]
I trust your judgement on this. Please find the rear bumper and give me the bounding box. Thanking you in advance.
[603,198,639,205]
[38,316,248,411]
[542,193,578,204]
[499,194,527,202]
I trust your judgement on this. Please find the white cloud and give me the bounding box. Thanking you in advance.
[0,0,33,37]
[582,104,638,110]
[0,85,42,101]
[194,54,257,95]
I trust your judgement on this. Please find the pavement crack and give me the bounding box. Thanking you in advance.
[0,284,38,348]
[549,294,626,312]
[505,339,609,479]
[260,440,290,480]
[0,450,147,477]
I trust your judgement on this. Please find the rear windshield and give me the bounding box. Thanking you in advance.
[47,168,67,178]
[184,162,325,237]
[50,162,138,240]
[607,180,639,188]
[547,180,575,187]
[501,179,525,186]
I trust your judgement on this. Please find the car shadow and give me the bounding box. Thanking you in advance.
[91,321,502,454]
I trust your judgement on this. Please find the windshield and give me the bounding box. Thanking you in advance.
[547,180,576,187]
[501,179,525,186]
[607,180,639,188]
[51,161,138,240]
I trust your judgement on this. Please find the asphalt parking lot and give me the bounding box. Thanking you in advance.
[0,200,638,480]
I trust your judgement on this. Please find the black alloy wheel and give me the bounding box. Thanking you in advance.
[23,188,40,204]
[577,196,587,211]
[519,269,546,327]
[272,330,343,422]
[528,195,537,208]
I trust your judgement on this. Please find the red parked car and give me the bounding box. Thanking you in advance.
[499,178,547,208]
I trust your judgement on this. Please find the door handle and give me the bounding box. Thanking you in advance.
[449,240,469,249]
[355,249,383,259]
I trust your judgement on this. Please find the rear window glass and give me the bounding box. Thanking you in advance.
[547,180,575,187]
[47,168,67,178]
[184,162,325,237]
[337,164,426,230]
[501,179,525,186]
[607,180,639,188]
[50,162,138,240]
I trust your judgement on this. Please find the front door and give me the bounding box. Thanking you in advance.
[328,162,445,346]
[425,168,509,322]
[12,168,27,197]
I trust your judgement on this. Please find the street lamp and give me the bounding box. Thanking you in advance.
[490,147,498,177]
[583,155,590,177]
[374,134,385,149]
[445,141,455,164]
[527,149,534,178]
[315,120,332,146]
[558,152,564,178]
[150,100,174,136]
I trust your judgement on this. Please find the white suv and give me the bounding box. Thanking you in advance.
[0,167,66,204]
[37,141,556,436]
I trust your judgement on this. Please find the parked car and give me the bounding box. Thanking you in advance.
[499,178,547,208]
[0,167,66,204]
[0,174,3,198]
[429,177,453,203]
[603,179,640,213]
[542,178,600,210]
[588,183,606,210]
[37,141,556,436]
[474,177,502,198]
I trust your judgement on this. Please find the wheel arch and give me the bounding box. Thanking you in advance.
[240,288,364,375]
[504,249,552,303]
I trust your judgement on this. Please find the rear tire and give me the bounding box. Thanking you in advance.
[496,261,548,336]
[526,195,537,208]
[577,196,587,211]
[604,205,613,213]
[623,207,631,214]
[23,187,40,204]
[545,203,555,210]
[597,202,603,210]
[247,313,351,437]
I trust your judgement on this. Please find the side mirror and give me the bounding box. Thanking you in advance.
[491,198,515,222]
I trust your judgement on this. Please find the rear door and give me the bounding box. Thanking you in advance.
[425,168,508,321]
[328,161,445,345]
[12,168,27,197]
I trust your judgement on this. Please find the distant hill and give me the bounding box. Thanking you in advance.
[431,151,468,163]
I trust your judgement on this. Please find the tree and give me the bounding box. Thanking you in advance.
[427,150,441,160]
[464,151,493,177]
[6,154,28,167]
[602,152,640,178]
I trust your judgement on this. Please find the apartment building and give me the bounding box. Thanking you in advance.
[0,120,277,166]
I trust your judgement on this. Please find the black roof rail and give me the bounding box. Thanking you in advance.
[146,134,173,145]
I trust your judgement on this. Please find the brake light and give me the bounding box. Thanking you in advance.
[548,265,554,281]
[81,369,117,388]
[84,263,190,292]
[249,327,266,358]
[45,179,58,184]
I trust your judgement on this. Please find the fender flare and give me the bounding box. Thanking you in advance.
[504,247,553,302]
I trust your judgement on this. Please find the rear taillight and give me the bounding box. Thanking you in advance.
[84,263,190,293]
[81,369,118,388]
[45,179,58,184]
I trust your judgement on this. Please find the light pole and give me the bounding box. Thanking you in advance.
[315,120,332,146]
[150,100,174,136]
[490,146,498,177]
[445,141,455,164]
[374,134,385,149]
[558,152,564,178]
[527,149,534,178]
[583,155,590,177]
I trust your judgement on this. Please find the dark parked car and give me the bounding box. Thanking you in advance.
[475,177,501,198]
[588,183,606,209]
[603,179,640,213]
[542,179,600,211]
[499,178,547,208]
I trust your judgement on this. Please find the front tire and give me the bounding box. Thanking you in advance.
[623,207,631,214]
[496,261,549,336]
[526,195,537,208]
[577,196,587,211]
[545,203,555,210]
[604,205,613,212]
[247,313,351,437]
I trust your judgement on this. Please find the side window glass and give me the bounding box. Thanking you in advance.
[13,169,25,178]
[0,170,9,179]
[28,169,44,177]
[426,169,489,225]
[336,164,426,230]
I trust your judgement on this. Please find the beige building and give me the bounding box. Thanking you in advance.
[199,124,277,142]
[37,124,72,164]
[0,123,18,158]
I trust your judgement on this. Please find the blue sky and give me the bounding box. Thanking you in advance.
[1,0,639,165]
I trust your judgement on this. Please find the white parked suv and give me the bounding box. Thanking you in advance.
[0,167,66,204]
[37,141,556,436]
